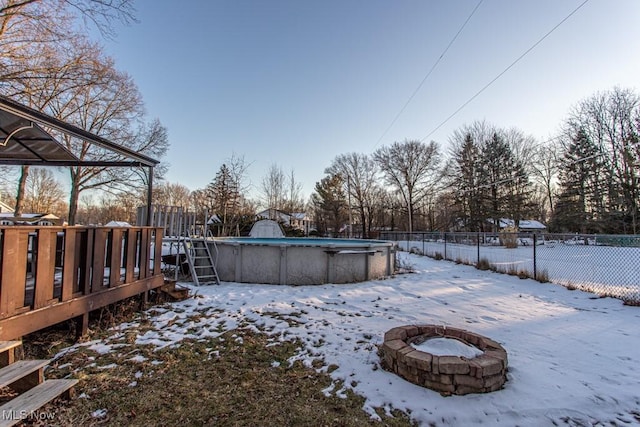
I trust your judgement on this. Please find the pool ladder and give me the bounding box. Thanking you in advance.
[182,234,220,285]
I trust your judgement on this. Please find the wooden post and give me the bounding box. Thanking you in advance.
[91,228,107,290]
[61,228,78,301]
[0,228,28,318]
[75,313,89,339]
[33,229,56,309]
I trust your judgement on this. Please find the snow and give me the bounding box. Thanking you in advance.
[410,337,483,359]
[61,251,640,426]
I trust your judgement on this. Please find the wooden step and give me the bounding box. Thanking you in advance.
[0,360,48,393]
[0,341,22,368]
[0,379,78,427]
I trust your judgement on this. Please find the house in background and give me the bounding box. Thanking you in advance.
[0,212,64,226]
[256,208,315,236]
[489,218,547,232]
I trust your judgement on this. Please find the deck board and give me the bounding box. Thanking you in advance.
[0,379,77,427]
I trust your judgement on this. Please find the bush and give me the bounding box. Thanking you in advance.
[476,257,492,271]
[433,252,443,260]
[536,269,550,283]
[500,226,519,249]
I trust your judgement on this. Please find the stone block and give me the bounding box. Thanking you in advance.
[431,355,440,374]
[443,328,465,339]
[482,337,503,351]
[454,374,484,388]
[485,349,508,368]
[461,332,484,348]
[406,349,432,371]
[438,356,470,375]
[454,385,482,395]
[382,339,407,358]
[384,327,407,341]
[398,364,419,382]
[483,373,506,389]
[473,355,503,377]
[417,325,437,336]
[397,345,418,365]
[404,325,420,338]
[423,379,455,394]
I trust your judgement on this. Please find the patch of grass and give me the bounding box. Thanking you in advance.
[33,326,416,426]
[432,252,443,261]
[536,269,550,283]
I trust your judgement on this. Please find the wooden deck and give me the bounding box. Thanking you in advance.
[0,226,164,340]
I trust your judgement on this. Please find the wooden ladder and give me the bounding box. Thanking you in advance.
[182,237,220,285]
[0,341,77,427]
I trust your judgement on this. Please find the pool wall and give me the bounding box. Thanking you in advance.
[211,238,395,285]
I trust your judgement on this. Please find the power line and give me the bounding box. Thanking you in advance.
[373,0,484,149]
[420,0,591,143]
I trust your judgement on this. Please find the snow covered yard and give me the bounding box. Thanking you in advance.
[49,252,640,426]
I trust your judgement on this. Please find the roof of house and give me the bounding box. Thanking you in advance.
[497,219,547,229]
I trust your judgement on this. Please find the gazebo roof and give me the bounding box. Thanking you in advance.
[0,94,159,167]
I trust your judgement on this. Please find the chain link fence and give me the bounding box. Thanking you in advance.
[380,231,640,305]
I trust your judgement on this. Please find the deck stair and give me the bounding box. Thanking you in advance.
[182,237,220,285]
[159,280,190,301]
[0,340,77,427]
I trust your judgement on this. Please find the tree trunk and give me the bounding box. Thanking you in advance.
[68,169,81,225]
[14,165,29,216]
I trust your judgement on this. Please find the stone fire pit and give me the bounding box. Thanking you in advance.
[379,324,508,395]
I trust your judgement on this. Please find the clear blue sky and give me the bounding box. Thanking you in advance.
[97,0,640,202]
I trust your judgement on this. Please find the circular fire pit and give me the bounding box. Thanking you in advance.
[379,325,508,395]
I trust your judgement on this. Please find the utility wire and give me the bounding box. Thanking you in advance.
[421,0,591,142]
[373,0,484,149]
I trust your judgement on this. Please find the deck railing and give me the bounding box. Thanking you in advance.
[0,225,164,340]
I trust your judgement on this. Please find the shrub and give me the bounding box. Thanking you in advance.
[476,257,492,271]
[433,252,443,260]
[500,226,519,249]
[536,269,550,283]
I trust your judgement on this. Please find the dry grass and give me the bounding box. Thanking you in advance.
[20,300,416,427]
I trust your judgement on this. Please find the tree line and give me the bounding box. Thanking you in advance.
[1,2,637,235]
[312,87,640,236]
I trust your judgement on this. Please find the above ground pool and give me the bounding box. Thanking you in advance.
[209,237,395,285]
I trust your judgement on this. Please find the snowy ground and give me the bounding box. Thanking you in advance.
[62,251,640,426]
[398,240,640,302]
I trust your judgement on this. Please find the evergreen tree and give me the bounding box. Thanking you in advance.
[450,133,485,231]
[311,174,347,236]
[206,164,240,236]
[480,133,513,230]
[552,128,602,232]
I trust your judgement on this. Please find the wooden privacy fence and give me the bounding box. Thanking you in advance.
[0,226,164,340]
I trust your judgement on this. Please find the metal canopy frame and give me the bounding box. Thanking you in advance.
[0,94,159,225]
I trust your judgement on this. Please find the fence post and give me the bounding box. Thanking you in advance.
[422,232,425,255]
[533,233,537,280]
[477,232,480,265]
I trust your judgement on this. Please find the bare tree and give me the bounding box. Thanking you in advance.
[374,139,441,233]
[325,153,380,238]
[153,182,191,208]
[22,167,66,214]
[260,163,286,214]
[531,139,560,217]
[283,168,305,214]
[0,0,144,220]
